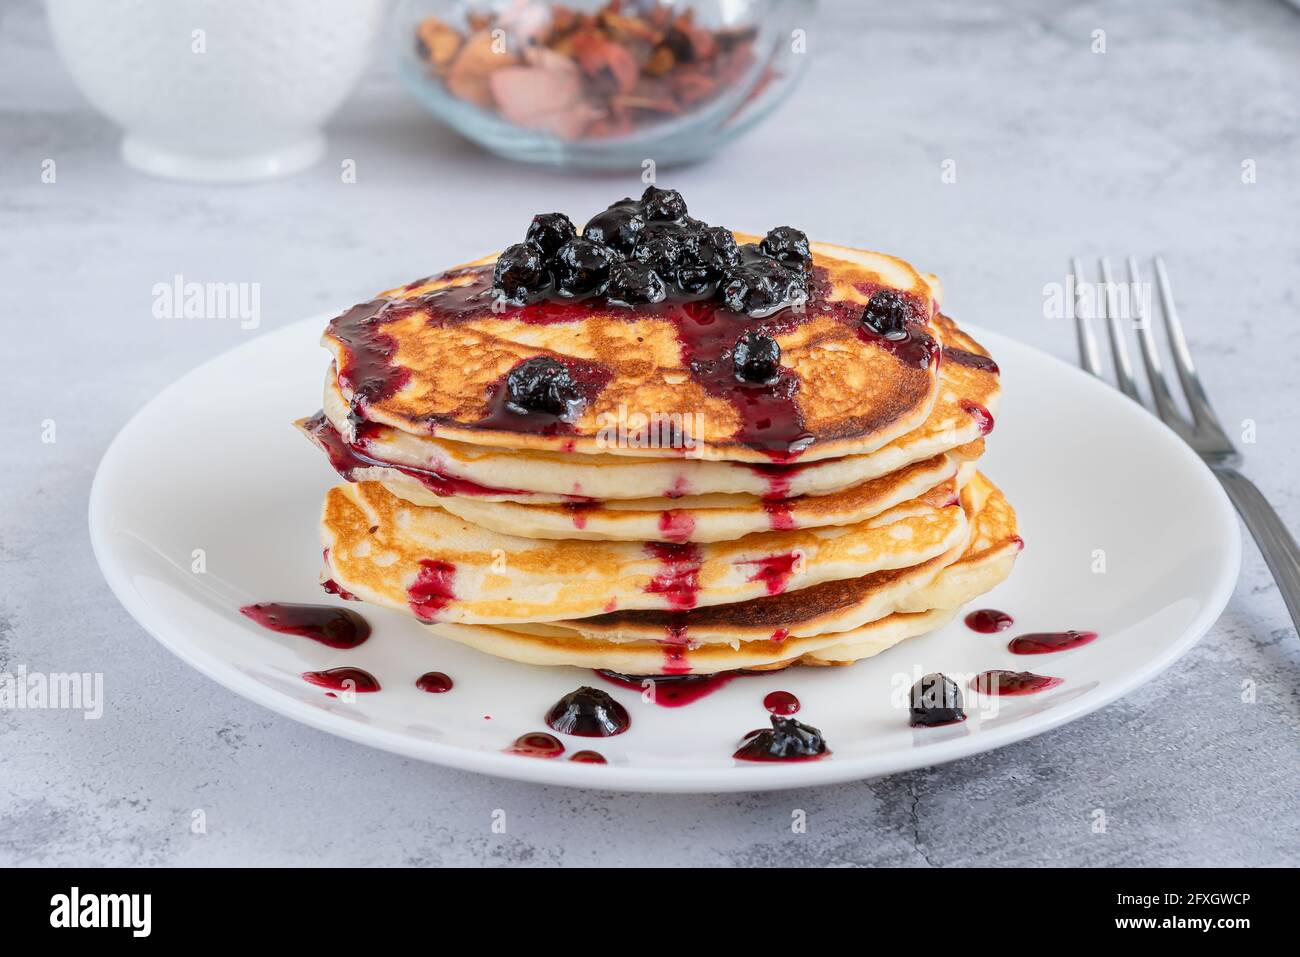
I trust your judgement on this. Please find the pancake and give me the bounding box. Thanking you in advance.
[320,239,945,464]
[418,473,1018,673]
[307,313,999,503]
[427,455,973,543]
[296,196,1020,679]
[428,608,960,675]
[319,479,968,624]
[511,471,1016,645]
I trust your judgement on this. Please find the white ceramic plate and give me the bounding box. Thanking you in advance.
[89,316,1240,792]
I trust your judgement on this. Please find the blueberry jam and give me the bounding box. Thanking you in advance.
[909,673,966,727]
[544,686,631,737]
[1008,630,1098,655]
[525,212,577,258]
[860,288,914,338]
[971,670,1063,695]
[506,731,565,758]
[763,499,796,530]
[240,602,370,649]
[476,356,614,436]
[965,608,1014,633]
[325,189,939,464]
[763,690,800,715]
[302,667,381,693]
[416,671,454,693]
[733,715,829,762]
[732,328,781,385]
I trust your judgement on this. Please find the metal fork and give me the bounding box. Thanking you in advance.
[1071,256,1300,634]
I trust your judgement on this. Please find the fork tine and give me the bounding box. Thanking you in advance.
[1099,257,1140,400]
[1071,257,1101,376]
[1128,256,1186,431]
[1153,257,1225,433]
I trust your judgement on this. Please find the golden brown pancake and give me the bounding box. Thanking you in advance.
[520,471,1018,645]
[425,453,969,543]
[421,473,1019,673]
[319,479,968,624]
[321,239,944,463]
[303,313,998,505]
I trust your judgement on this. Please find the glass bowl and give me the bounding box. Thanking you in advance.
[390,0,816,169]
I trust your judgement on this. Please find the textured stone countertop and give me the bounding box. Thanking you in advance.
[1,0,1297,866]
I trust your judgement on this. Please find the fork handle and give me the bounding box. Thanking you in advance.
[1214,467,1300,634]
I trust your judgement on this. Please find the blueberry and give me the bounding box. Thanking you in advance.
[734,715,828,760]
[632,222,692,275]
[676,225,739,293]
[606,261,666,306]
[525,212,576,258]
[492,242,548,303]
[720,248,804,315]
[692,225,739,270]
[544,686,630,737]
[552,238,617,297]
[733,328,781,385]
[640,185,688,222]
[583,200,645,256]
[759,226,812,271]
[908,673,966,727]
[861,289,916,338]
[505,356,582,417]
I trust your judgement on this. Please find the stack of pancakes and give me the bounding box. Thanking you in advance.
[300,236,1019,675]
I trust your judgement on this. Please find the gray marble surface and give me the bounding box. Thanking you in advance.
[2,0,1298,867]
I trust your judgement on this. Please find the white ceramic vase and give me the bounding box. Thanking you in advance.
[45,0,385,183]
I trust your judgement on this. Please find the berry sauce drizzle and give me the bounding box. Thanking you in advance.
[1008,630,1098,655]
[505,732,565,758]
[302,410,531,498]
[569,750,607,764]
[595,669,771,707]
[564,501,599,529]
[643,542,702,610]
[239,602,370,649]
[668,299,814,460]
[326,265,938,463]
[740,551,800,595]
[763,690,800,715]
[407,559,457,621]
[320,578,361,602]
[943,346,1000,374]
[330,298,408,411]
[416,671,454,693]
[965,608,1014,633]
[960,399,995,435]
[971,670,1063,695]
[302,667,381,693]
[658,509,697,543]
